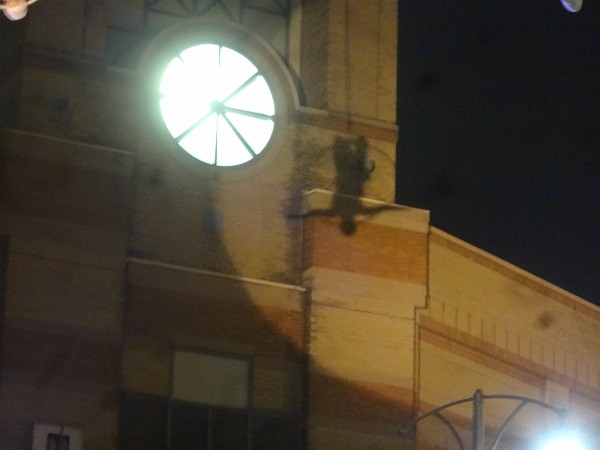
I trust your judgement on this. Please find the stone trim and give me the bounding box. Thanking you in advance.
[420,315,600,399]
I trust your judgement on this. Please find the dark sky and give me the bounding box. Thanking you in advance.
[396,1,600,305]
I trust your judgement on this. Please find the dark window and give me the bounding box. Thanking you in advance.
[170,403,209,450]
[119,394,168,450]
[252,413,303,450]
[211,408,248,450]
[118,350,303,449]
[47,433,70,450]
[169,402,248,450]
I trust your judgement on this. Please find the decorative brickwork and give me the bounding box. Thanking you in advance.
[303,216,428,284]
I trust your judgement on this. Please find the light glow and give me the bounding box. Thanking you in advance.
[540,432,586,450]
[159,44,276,167]
[542,438,584,450]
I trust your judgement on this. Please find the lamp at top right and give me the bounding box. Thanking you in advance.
[561,0,583,12]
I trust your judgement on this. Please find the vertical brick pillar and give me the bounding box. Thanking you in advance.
[300,0,398,122]
[301,190,429,449]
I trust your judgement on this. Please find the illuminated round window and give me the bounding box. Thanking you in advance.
[159,44,276,167]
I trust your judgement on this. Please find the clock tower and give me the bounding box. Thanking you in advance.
[1,1,429,449]
[5,2,600,448]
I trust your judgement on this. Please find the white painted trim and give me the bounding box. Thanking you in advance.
[302,189,430,232]
[2,127,132,156]
[126,256,306,292]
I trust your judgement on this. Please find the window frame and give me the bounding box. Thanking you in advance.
[167,348,254,450]
[139,19,299,180]
[118,344,303,449]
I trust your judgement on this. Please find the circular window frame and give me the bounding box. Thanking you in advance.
[139,19,299,179]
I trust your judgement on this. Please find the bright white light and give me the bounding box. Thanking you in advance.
[541,436,585,450]
[159,44,276,167]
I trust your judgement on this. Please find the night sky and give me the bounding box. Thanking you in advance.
[396,1,600,305]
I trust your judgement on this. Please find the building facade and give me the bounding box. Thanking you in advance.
[0,1,599,449]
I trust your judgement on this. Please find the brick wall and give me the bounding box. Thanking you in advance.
[302,190,429,450]
[0,1,405,448]
[301,0,398,122]
[0,129,132,449]
[427,228,600,394]
[123,259,306,413]
[416,228,600,446]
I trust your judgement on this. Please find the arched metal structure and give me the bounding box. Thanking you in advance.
[400,389,571,450]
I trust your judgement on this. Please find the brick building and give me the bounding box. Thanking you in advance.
[0,1,599,449]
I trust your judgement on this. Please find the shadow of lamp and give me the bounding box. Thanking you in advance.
[400,389,585,450]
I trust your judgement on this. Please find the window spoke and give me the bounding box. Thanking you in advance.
[221,113,256,157]
[222,106,273,121]
[174,109,215,142]
[221,72,260,105]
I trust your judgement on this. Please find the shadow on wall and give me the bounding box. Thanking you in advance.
[0,16,412,443]
[120,133,413,449]
[290,135,397,235]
